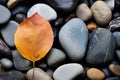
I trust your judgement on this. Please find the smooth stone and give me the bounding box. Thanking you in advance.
[0,70,25,80]
[0,39,12,58]
[26,68,52,80]
[109,64,120,76]
[105,0,115,10]
[0,4,11,24]
[59,18,88,61]
[105,77,120,80]
[76,3,92,21]
[12,50,31,71]
[27,3,57,21]
[46,69,54,77]
[91,1,112,25]
[1,20,19,47]
[86,28,115,66]
[53,63,84,80]
[0,0,8,5]
[116,50,120,62]
[47,48,66,67]
[37,62,47,71]
[87,21,97,31]
[101,68,110,78]
[87,68,105,80]
[15,13,27,23]
[0,58,13,69]
[44,0,80,13]
[113,32,120,48]
[108,17,120,31]
[7,0,20,8]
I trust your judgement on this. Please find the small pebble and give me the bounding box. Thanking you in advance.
[7,0,20,8]
[87,68,105,80]
[15,13,26,23]
[87,21,97,31]
[109,64,120,76]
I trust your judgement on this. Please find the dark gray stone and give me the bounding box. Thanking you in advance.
[0,4,11,24]
[113,32,120,48]
[1,20,19,47]
[101,68,110,78]
[12,50,32,71]
[59,18,88,61]
[116,50,120,62]
[86,28,115,66]
[15,13,26,23]
[0,0,8,5]
[105,77,120,80]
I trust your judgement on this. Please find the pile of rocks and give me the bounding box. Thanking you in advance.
[0,0,120,80]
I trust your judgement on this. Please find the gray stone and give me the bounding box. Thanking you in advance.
[91,1,112,25]
[46,69,54,77]
[53,63,84,80]
[105,77,120,80]
[12,50,32,71]
[59,18,88,61]
[76,3,92,21]
[47,48,66,67]
[105,0,115,10]
[1,20,19,47]
[86,28,115,66]
[116,50,120,62]
[0,4,11,24]
[113,32,120,48]
[27,3,57,21]
[0,58,13,69]
[26,68,53,80]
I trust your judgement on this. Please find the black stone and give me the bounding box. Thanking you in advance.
[105,77,120,80]
[116,50,120,62]
[101,68,110,78]
[15,13,26,23]
[54,17,64,28]
[37,62,48,71]
[0,0,8,6]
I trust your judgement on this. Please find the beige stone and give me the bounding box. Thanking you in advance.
[109,64,120,76]
[7,0,20,8]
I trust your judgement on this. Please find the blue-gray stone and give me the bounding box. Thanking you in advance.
[1,21,19,47]
[12,50,32,71]
[105,77,120,80]
[0,4,11,24]
[27,3,57,21]
[116,50,120,62]
[59,18,88,61]
[113,32,120,48]
[86,28,115,66]
[105,0,115,10]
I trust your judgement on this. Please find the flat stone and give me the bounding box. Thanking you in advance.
[12,50,32,71]
[27,3,57,21]
[76,3,92,21]
[91,1,112,25]
[87,68,105,80]
[59,18,88,61]
[86,28,115,66]
[1,20,19,47]
[109,64,120,76]
[47,48,66,68]
[0,4,11,24]
[53,63,84,80]
[26,68,52,80]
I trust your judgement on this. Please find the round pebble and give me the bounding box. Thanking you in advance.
[87,21,97,31]
[87,68,105,80]
[109,64,120,76]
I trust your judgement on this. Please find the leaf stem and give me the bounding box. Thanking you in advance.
[32,61,35,80]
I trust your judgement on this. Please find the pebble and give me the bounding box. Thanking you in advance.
[15,13,27,23]
[44,0,80,13]
[1,20,19,47]
[0,39,12,58]
[0,4,11,24]
[76,3,92,21]
[53,63,84,80]
[12,50,31,71]
[87,21,97,31]
[109,64,120,76]
[46,69,54,77]
[86,28,115,66]
[105,77,120,80]
[0,58,13,69]
[59,18,88,61]
[105,0,115,10]
[113,32,120,48]
[7,0,20,8]
[101,68,110,78]
[87,68,105,80]
[54,17,64,28]
[91,1,112,25]
[27,3,57,21]
[37,62,47,71]
[26,68,52,80]
[0,0,8,5]
[108,17,120,31]
[0,70,25,80]
[116,50,120,62]
[47,48,66,68]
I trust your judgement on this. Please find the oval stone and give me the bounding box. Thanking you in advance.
[109,64,120,76]
[53,63,84,80]
[59,18,88,61]
[27,3,57,21]
[86,28,115,66]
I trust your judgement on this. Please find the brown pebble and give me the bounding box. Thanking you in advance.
[87,68,105,80]
[109,64,120,76]
[87,21,97,31]
[7,0,20,8]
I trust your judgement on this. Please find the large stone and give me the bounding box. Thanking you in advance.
[86,28,115,66]
[1,20,19,47]
[26,68,52,80]
[53,63,84,80]
[59,18,88,61]
[91,1,112,25]
[27,3,57,21]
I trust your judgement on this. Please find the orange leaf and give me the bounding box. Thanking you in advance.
[14,13,54,62]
